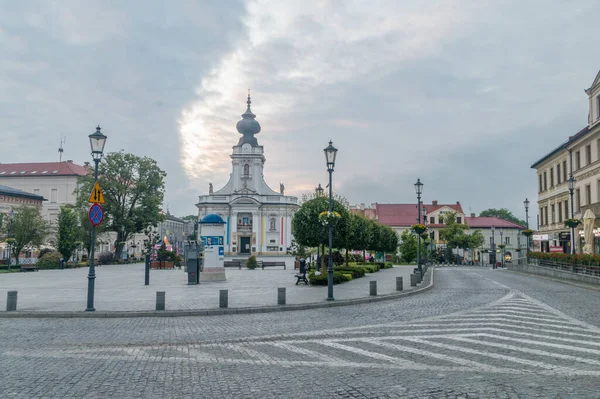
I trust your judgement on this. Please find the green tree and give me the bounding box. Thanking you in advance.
[0,206,50,266]
[352,215,374,264]
[439,211,469,263]
[398,229,426,263]
[479,208,526,227]
[291,196,349,272]
[76,152,167,259]
[57,205,78,262]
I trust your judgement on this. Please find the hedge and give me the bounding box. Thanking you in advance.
[528,251,600,265]
[309,271,352,285]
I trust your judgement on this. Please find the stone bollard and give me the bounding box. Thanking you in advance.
[410,273,419,287]
[396,276,403,291]
[6,291,17,311]
[219,289,228,308]
[277,287,286,305]
[370,281,377,296]
[156,291,165,310]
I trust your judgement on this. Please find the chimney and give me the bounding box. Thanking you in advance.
[67,160,73,163]
[84,162,90,167]
[456,201,460,205]
[470,213,475,217]
[432,200,438,206]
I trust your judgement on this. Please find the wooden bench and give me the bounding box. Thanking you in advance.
[295,269,308,285]
[262,261,286,270]
[20,264,38,272]
[224,260,241,269]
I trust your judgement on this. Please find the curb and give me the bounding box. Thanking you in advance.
[0,269,435,318]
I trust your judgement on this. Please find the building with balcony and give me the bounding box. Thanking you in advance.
[532,69,600,253]
[195,95,299,257]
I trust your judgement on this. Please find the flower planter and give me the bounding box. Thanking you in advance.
[150,261,175,269]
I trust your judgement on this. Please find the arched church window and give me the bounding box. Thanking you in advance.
[270,218,276,231]
[243,164,250,177]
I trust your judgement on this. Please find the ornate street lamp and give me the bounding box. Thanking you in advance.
[568,176,576,254]
[315,183,324,198]
[523,198,530,252]
[86,125,107,312]
[324,141,337,301]
[414,178,423,277]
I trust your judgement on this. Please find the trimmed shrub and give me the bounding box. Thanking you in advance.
[334,266,366,278]
[309,271,351,285]
[98,252,114,264]
[37,252,63,269]
[38,248,55,259]
[246,255,258,270]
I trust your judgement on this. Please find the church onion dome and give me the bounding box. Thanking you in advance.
[236,93,261,146]
[200,214,226,224]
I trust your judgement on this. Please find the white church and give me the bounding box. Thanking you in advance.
[196,95,299,257]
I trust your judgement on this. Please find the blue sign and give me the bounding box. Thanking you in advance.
[218,247,224,256]
[88,203,104,226]
[201,236,224,246]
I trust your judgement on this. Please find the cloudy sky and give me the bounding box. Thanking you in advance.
[2,0,599,222]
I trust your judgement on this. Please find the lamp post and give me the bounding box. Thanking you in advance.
[500,229,504,268]
[315,183,324,198]
[324,141,338,301]
[7,209,14,270]
[422,206,428,266]
[86,125,107,312]
[491,225,496,268]
[523,198,530,253]
[568,176,576,254]
[414,178,423,277]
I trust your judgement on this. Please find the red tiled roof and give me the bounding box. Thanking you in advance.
[376,203,465,227]
[0,161,88,177]
[465,216,525,229]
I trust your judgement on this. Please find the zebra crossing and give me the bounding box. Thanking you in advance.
[6,291,600,377]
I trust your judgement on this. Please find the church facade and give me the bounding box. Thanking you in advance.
[196,95,299,257]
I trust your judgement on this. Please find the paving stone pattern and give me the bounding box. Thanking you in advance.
[0,264,415,312]
[1,268,599,398]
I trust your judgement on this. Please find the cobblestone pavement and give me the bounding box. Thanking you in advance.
[0,264,416,312]
[1,267,599,398]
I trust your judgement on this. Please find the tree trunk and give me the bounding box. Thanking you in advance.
[362,249,366,265]
[345,248,349,267]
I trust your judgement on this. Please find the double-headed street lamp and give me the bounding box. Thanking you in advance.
[86,126,107,312]
[523,198,530,252]
[324,141,338,301]
[568,176,576,254]
[414,178,423,277]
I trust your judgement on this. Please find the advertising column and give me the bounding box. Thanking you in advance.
[199,214,227,282]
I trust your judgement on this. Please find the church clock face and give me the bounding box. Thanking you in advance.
[242,143,251,153]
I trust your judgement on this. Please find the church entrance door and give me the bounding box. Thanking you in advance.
[240,237,251,254]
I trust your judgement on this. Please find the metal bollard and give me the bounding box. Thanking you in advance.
[277,287,286,305]
[410,273,419,286]
[219,289,228,308]
[6,291,17,311]
[370,281,377,296]
[156,291,165,310]
[396,276,403,291]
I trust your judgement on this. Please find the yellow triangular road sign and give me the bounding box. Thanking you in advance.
[88,181,106,204]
